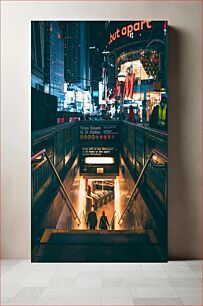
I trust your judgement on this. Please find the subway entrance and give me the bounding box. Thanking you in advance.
[31,121,167,262]
[84,179,115,230]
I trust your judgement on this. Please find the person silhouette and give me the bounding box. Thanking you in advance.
[99,211,109,230]
[86,206,97,230]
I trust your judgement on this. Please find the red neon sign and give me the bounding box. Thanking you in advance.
[108,20,152,45]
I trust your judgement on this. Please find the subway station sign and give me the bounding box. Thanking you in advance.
[80,146,119,176]
[79,124,119,141]
[81,147,115,157]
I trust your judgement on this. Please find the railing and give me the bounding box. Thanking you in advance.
[86,195,94,206]
[118,149,168,225]
[32,122,78,203]
[109,210,117,230]
[32,149,81,225]
[32,119,167,207]
[31,120,168,239]
[31,122,79,245]
[120,121,168,209]
[82,210,87,225]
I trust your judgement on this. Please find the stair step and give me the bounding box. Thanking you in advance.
[41,229,155,245]
[32,229,166,263]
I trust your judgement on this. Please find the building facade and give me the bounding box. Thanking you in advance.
[89,46,102,105]
[44,21,64,111]
[31,21,45,91]
[63,21,90,90]
[104,21,168,120]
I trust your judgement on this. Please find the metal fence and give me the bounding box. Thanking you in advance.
[120,121,168,207]
[31,122,78,204]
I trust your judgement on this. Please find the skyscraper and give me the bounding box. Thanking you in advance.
[31,21,45,91]
[89,46,102,105]
[63,21,90,90]
[44,21,64,111]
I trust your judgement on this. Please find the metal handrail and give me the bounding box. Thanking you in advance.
[31,149,81,225]
[86,195,94,206]
[82,210,87,224]
[31,149,46,161]
[109,210,117,230]
[118,149,168,225]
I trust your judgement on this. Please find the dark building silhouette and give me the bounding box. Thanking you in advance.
[63,21,90,90]
[31,21,45,91]
[44,21,64,111]
[89,46,102,105]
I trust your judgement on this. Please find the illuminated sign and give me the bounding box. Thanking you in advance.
[85,157,114,164]
[64,91,75,108]
[76,91,84,103]
[79,125,119,141]
[80,147,119,175]
[93,91,99,97]
[81,147,116,157]
[108,20,152,45]
[99,82,105,104]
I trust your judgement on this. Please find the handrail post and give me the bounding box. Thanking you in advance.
[118,149,168,225]
[83,210,87,224]
[44,151,81,225]
[118,151,154,225]
[109,210,117,230]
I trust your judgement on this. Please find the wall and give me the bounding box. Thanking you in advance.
[117,158,158,233]
[1,1,202,259]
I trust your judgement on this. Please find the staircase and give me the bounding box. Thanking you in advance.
[32,229,167,262]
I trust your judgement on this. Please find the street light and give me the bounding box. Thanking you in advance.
[118,71,126,120]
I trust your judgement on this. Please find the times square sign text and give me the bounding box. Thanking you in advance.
[108,20,152,45]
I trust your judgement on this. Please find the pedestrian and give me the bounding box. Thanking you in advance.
[128,105,136,123]
[86,206,97,230]
[134,106,139,123]
[149,96,168,130]
[99,211,109,230]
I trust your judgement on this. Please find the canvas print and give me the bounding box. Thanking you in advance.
[31,21,168,262]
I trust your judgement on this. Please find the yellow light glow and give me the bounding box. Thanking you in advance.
[85,157,114,164]
[120,60,148,80]
[114,176,121,230]
[78,177,86,229]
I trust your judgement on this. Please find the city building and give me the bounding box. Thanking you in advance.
[89,46,102,105]
[104,21,168,121]
[44,21,65,111]
[31,21,45,91]
[63,21,90,91]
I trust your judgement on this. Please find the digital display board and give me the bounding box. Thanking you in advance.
[79,124,119,141]
[81,147,115,157]
[80,146,119,176]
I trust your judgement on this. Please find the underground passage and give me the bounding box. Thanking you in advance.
[31,120,168,262]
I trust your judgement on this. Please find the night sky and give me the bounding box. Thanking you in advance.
[89,20,167,68]
[89,21,107,52]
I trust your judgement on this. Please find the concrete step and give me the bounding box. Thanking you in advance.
[32,229,166,262]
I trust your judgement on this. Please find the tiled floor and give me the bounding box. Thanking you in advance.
[1,260,202,305]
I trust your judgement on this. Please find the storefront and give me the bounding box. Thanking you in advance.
[64,83,91,114]
[104,21,168,122]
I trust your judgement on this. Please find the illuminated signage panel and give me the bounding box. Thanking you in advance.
[108,20,152,45]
